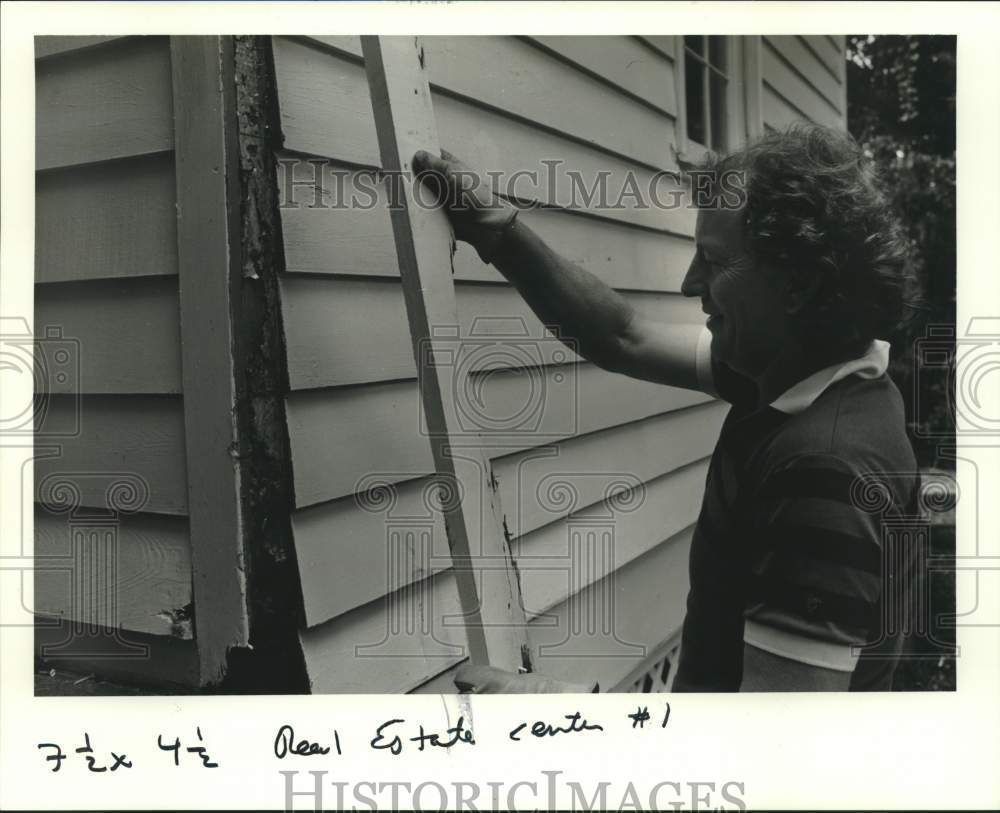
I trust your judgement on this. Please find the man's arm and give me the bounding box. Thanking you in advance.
[413,149,706,392]
[490,218,705,390]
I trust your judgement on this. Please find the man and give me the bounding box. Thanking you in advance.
[414,123,920,692]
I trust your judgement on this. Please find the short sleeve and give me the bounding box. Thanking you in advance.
[742,453,887,672]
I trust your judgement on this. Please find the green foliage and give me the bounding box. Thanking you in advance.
[847,35,956,468]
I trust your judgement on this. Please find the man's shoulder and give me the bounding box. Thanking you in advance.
[763,373,916,477]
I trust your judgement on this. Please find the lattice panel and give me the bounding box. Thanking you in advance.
[625,638,682,693]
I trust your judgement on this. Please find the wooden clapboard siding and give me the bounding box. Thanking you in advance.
[36,152,178,283]
[271,36,693,235]
[411,523,694,694]
[761,36,843,130]
[278,159,695,291]
[285,366,712,509]
[526,524,694,690]
[35,35,128,60]
[36,36,173,170]
[34,508,193,638]
[762,82,810,132]
[766,36,842,111]
[514,457,709,618]
[527,36,677,116]
[496,400,725,539]
[32,31,197,684]
[800,34,844,78]
[34,395,188,515]
[280,275,702,390]
[409,659,465,694]
[34,276,182,394]
[299,567,470,694]
[35,617,200,688]
[271,34,728,692]
[291,401,724,627]
[292,35,677,170]
[636,36,676,60]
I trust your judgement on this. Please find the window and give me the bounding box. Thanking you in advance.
[683,35,730,151]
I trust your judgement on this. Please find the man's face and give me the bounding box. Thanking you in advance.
[681,206,791,377]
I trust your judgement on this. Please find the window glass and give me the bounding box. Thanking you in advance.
[708,36,728,72]
[685,51,706,146]
[684,35,704,56]
[684,36,730,151]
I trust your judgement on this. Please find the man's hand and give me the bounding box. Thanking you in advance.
[412,149,518,264]
[454,664,599,694]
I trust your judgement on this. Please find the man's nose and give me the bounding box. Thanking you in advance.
[680,255,706,298]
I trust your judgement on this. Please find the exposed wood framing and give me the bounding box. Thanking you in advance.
[228,34,308,693]
[170,36,249,685]
[360,35,531,672]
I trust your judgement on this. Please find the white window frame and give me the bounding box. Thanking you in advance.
[674,35,758,158]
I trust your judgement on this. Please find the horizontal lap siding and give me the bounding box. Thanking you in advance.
[36,152,178,283]
[273,35,712,691]
[273,37,693,235]
[279,163,696,290]
[280,275,702,389]
[35,276,182,393]
[34,39,193,650]
[412,525,694,694]
[294,402,725,627]
[36,36,174,170]
[761,36,846,131]
[285,368,712,509]
[34,508,193,638]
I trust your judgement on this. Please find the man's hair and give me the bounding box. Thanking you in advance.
[697,123,916,359]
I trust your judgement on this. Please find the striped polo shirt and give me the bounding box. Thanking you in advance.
[672,336,920,692]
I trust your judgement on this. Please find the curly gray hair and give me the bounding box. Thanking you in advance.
[696,123,917,358]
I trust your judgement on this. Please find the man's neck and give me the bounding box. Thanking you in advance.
[751,342,852,410]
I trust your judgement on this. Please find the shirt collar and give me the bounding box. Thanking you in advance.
[769,339,890,415]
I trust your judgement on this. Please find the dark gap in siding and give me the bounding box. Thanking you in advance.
[222,35,308,694]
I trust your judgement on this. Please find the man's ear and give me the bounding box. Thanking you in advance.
[784,267,825,315]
